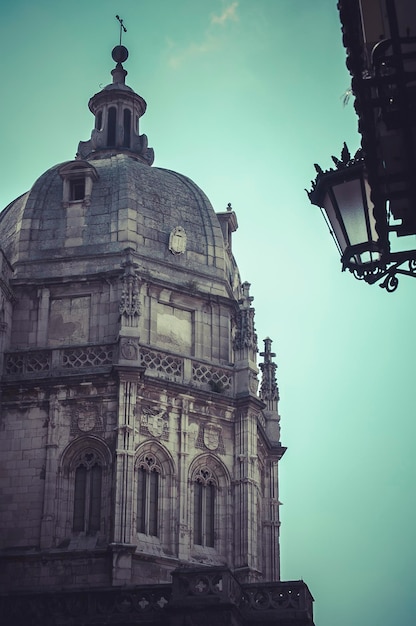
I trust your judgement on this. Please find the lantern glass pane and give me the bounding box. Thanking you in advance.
[363,177,379,243]
[333,179,369,247]
[323,192,348,254]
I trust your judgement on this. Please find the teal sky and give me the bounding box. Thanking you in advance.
[1,2,415,625]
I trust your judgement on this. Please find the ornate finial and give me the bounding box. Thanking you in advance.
[241,281,253,304]
[259,337,276,363]
[307,144,364,198]
[112,15,129,81]
[233,282,258,353]
[259,337,279,404]
[116,15,127,46]
[227,202,232,212]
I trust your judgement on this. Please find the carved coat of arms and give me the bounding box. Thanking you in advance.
[169,226,187,255]
[142,407,167,438]
[203,423,221,451]
[120,338,138,361]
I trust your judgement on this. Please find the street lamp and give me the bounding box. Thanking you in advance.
[307,0,416,293]
[308,143,416,292]
[308,144,383,274]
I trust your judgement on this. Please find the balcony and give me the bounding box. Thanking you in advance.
[0,566,314,625]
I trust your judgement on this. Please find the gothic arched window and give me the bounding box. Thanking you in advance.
[72,451,102,533]
[56,438,111,547]
[193,467,216,548]
[136,454,161,536]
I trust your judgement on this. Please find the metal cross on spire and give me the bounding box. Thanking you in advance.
[116,15,127,45]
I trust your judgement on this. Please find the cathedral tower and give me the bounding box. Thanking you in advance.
[0,43,314,625]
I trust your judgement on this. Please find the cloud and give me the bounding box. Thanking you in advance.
[168,37,220,69]
[211,2,239,26]
[167,2,239,69]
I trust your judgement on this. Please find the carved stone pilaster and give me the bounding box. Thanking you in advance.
[233,282,258,355]
[110,543,137,587]
[40,389,64,549]
[119,248,141,328]
[259,337,280,409]
[233,407,260,578]
[113,368,143,550]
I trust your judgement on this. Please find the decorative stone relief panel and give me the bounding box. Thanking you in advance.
[140,406,169,440]
[70,401,104,436]
[249,372,259,394]
[119,248,141,326]
[195,423,225,455]
[48,296,91,347]
[120,337,139,361]
[192,402,234,422]
[168,226,187,254]
[155,302,193,354]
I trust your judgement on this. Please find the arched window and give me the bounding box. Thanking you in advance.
[56,438,111,546]
[193,467,216,547]
[189,455,231,561]
[123,109,131,148]
[133,442,176,554]
[136,454,161,536]
[95,110,103,131]
[72,451,102,533]
[107,107,116,146]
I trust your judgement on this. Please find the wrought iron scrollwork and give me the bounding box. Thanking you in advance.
[351,254,416,292]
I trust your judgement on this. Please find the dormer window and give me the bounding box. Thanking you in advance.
[70,178,85,201]
[59,161,99,208]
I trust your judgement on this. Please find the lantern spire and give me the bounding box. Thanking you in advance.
[76,21,154,165]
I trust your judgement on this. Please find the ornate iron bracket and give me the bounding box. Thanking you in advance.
[352,256,416,292]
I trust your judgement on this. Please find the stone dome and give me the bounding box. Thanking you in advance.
[0,48,240,298]
[0,154,237,295]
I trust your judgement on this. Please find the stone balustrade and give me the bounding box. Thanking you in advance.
[0,566,314,625]
[2,343,235,396]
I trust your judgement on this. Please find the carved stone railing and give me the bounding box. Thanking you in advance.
[140,346,183,379]
[191,361,232,393]
[62,345,114,369]
[0,585,172,625]
[242,579,314,620]
[2,344,235,395]
[140,345,234,396]
[3,344,114,378]
[170,566,242,607]
[4,349,51,376]
[0,569,314,625]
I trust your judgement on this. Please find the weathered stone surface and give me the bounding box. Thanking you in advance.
[0,43,307,626]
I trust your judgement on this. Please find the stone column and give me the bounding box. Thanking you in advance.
[40,389,62,549]
[263,458,281,581]
[111,248,145,584]
[177,394,193,561]
[111,368,141,585]
[233,403,261,582]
